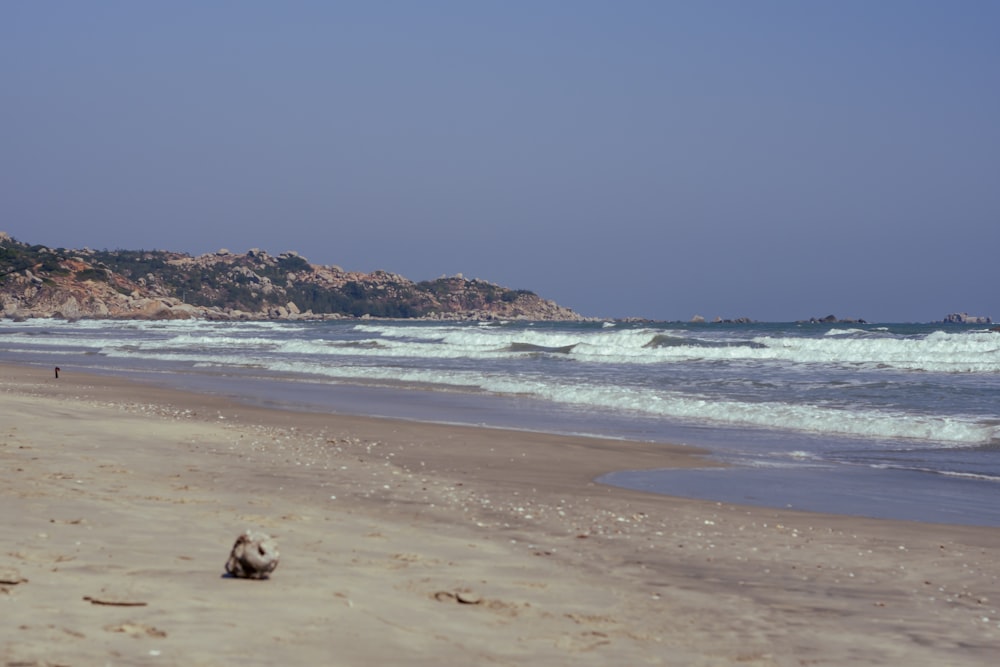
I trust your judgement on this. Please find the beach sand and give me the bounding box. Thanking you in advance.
[2,363,997,666]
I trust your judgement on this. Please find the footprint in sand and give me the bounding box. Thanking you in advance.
[104,622,167,638]
[0,567,29,585]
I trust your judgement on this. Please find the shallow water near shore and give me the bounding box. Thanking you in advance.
[599,467,1000,527]
[1,318,998,526]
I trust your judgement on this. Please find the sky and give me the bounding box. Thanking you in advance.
[2,1,998,322]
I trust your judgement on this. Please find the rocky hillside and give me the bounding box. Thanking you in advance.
[0,233,583,321]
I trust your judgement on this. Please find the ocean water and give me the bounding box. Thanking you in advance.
[2,318,998,526]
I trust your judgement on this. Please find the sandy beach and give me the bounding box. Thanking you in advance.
[2,363,998,666]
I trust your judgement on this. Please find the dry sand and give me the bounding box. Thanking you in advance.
[1,363,998,666]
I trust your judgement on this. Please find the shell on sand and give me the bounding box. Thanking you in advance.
[225,530,280,579]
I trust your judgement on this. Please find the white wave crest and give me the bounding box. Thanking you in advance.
[346,323,1000,372]
[258,360,998,446]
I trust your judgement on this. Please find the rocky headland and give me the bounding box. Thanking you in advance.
[942,312,992,325]
[0,233,583,321]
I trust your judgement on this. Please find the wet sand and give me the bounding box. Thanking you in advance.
[2,363,998,666]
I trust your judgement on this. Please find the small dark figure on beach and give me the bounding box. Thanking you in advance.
[54,367,60,379]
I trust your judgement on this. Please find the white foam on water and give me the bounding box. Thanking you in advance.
[348,323,1000,372]
[4,320,997,447]
[253,359,998,446]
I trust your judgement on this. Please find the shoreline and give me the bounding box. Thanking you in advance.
[27,357,1000,528]
[2,362,999,665]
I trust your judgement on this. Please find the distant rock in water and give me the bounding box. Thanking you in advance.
[691,314,755,324]
[943,312,992,325]
[801,315,868,324]
[0,233,584,321]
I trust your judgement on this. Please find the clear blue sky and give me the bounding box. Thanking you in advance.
[3,1,998,322]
